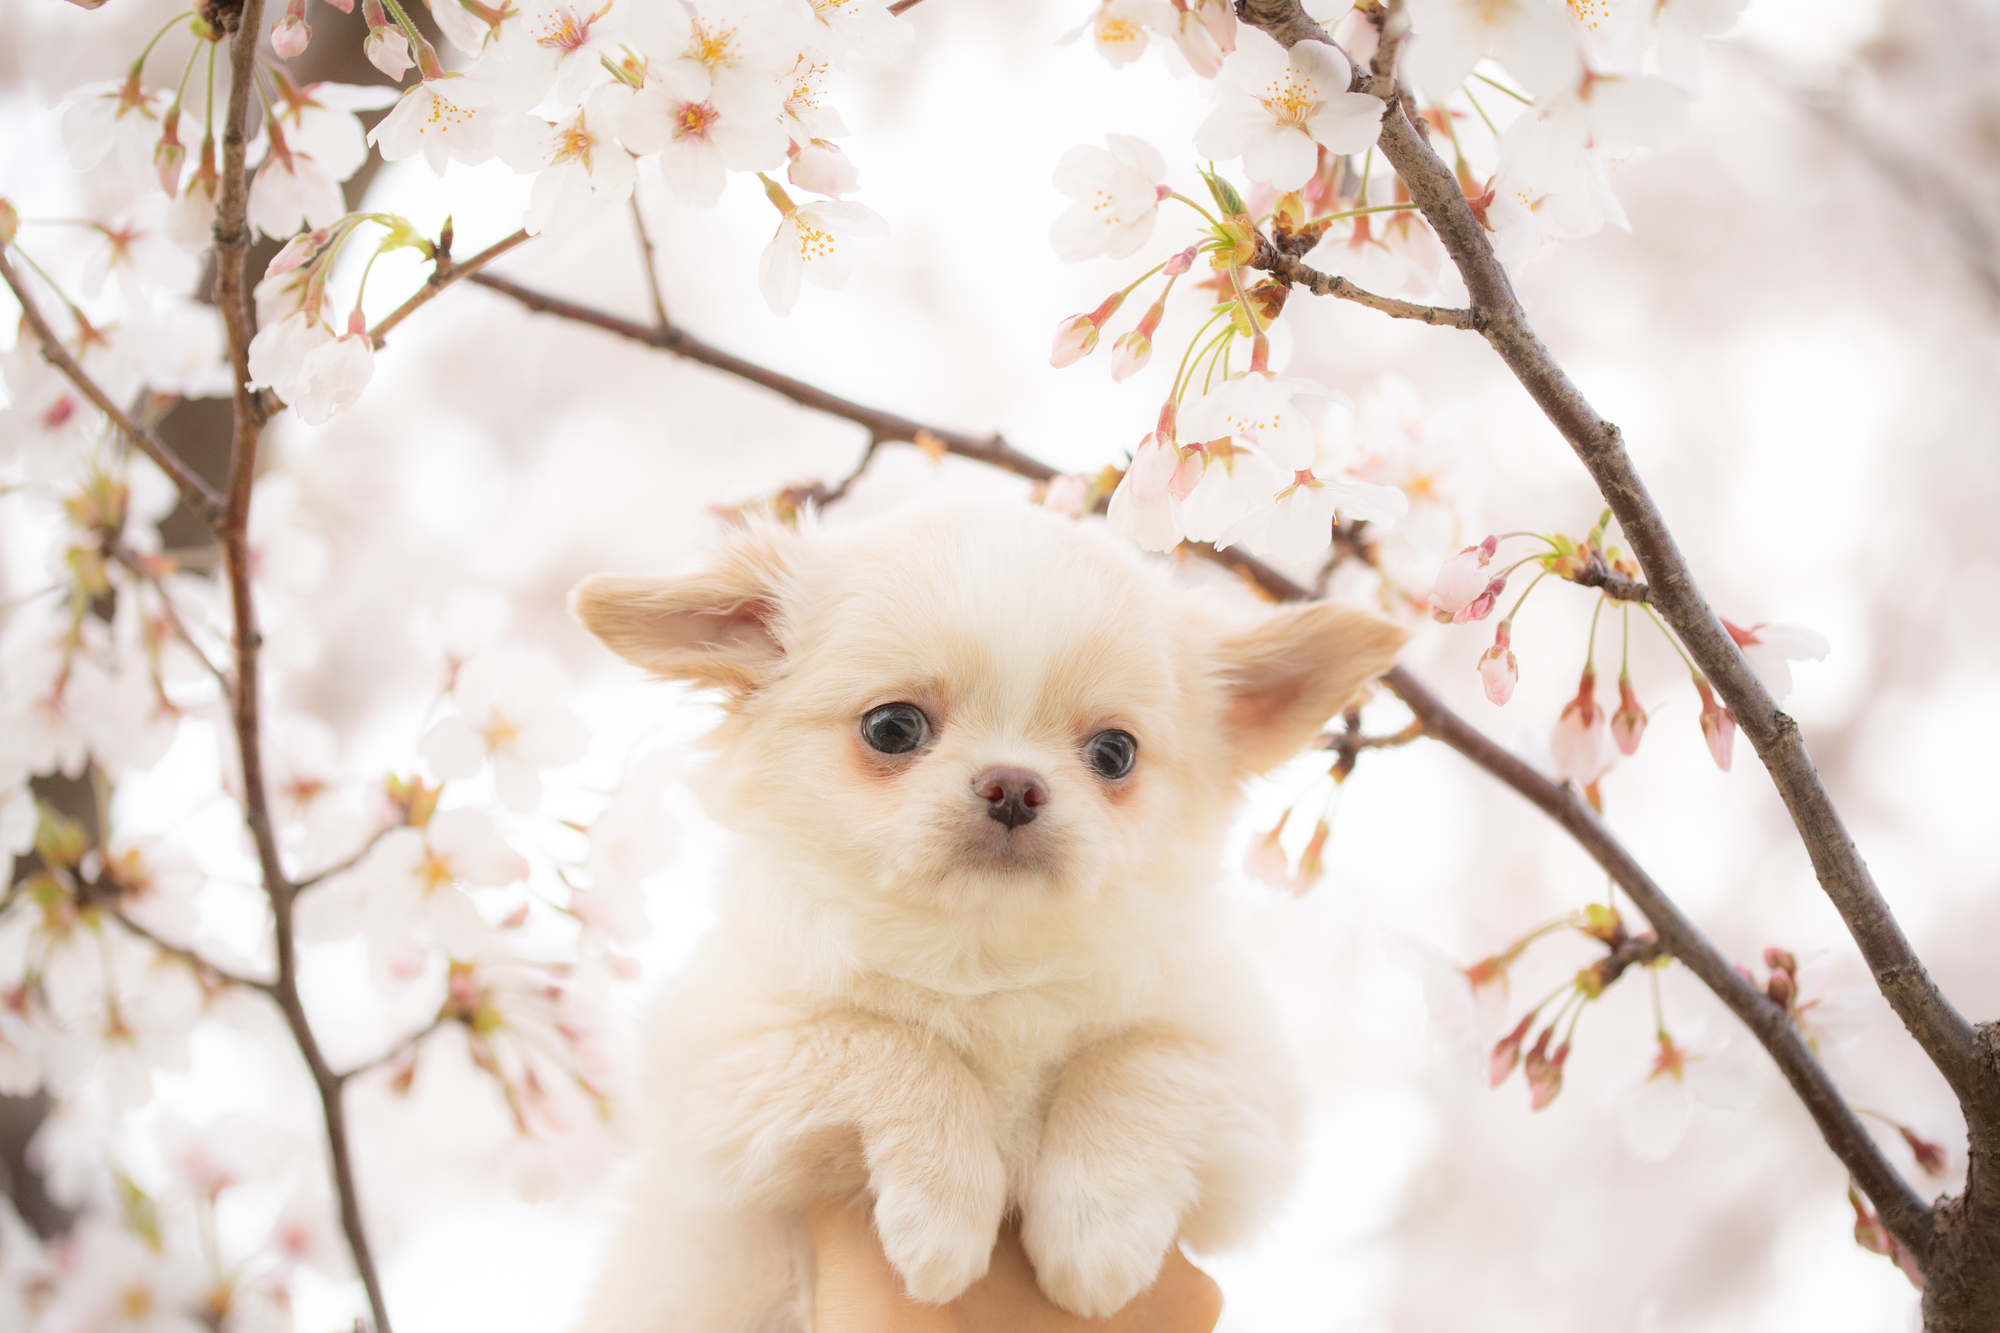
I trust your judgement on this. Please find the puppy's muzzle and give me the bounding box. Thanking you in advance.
[974,767,1048,830]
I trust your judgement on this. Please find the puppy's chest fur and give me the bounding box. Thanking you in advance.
[842,970,1137,1196]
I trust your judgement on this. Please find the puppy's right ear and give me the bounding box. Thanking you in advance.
[569,524,798,693]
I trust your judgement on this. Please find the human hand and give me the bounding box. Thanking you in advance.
[808,1195,1224,1333]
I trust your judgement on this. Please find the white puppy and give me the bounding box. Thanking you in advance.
[571,499,1406,1330]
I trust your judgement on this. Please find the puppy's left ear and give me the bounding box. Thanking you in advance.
[1218,601,1410,775]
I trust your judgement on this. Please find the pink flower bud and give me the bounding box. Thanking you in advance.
[1110,330,1152,381]
[1428,537,1499,622]
[1287,818,1330,896]
[365,25,415,79]
[1163,244,1198,277]
[1611,675,1647,755]
[1489,1013,1532,1087]
[324,0,354,12]
[1456,575,1506,624]
[265,230,321,279]
[1524,1030,1569,1110]
[1242,810,1289,889]
[273,0,311,57]
[1478,621,1517,705]
[1168,444,1204,501]
[1155,396,1177,443]
[1900,1127,1948,1178]
[1765,968,1796,1009]
[1050,313,1099,368]
[1127,432,1178,505]
[1551,668,1616,786]
[1762,947,1797,974]
[1695,677,1734,771]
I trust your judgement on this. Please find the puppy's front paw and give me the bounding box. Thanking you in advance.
[870,1144,1008,1304]
[1020,1162,1183,1318]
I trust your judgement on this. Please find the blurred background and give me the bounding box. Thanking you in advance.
[2,0,1998,1328]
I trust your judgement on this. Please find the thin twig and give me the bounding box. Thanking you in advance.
[209,5,395,1330]
[338,1012,448,1084]
[292,825,394,892]
[887,0,925,13]
[630,198,670,333]
[369,228,532,349]
[1253,242,1485,328]
[1572,558,1650,603]
[0,247,224,527]
[106,904,274,994]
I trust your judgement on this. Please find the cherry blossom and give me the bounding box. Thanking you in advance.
[1695,675,1734,771]
[305,808,527,960]
[1063,0,1174,69]
[799,0,915,67]
[1723,619,1829,702]
[623,66,787,207]
[1551,668,1617,787]
[1610,1023,1759,1161]
[473,0,626,111]
[1177,370,1332,471]
[1175,440,1288,544]
[1428,536,1503,622]
[419,647,590,811]
[1215,465,1407,565]
[497,83,638,235]
[1654,0,1747,90]
[246,310,336,407]
[365,6,417,80]
[643,0,802,91]
[758,194,888,315]
[577,753,677,943]
[1195,26,1385,191]
[79,202,196,302]
[789,139,859,195]
[247,136,344,241]
[293,325,377,425]
[60,78,164,182]
[781,52,849,142]
[36,1219,206,1333]
[273,0,313,58]
[367,78,498,173]
[1105,431,1183,551]
[1167,0,1236,77]
[1049,133,1170,263]
[1479,621,1518,704]
[1402,0,1581,100]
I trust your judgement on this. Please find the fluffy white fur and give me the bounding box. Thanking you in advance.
[570,500,1407,1329]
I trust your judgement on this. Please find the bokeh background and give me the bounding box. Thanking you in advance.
[3,0,1998,1328]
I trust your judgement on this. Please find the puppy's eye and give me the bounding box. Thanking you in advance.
[1085,730,1137,780]
[861,703,929,755]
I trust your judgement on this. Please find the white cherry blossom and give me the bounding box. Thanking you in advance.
[307,808,527,960]
[419,647,590,810]
[294,328,376,425]
[789,139,858,195]
[1062,0,1174,69]
[247,143,344,241]
[799,0,914,66]
[1049,133,1169,262]
[498,84,638,235]
[758,196,888,315]
[1176,370,1334,471]
[1402,0,1581,100]
[1215,465,1407,565]
[1175,441,1287,543]
[1105,433,1183,552]
[1195,26,1385,190]
[60,79,163,182]
[368,78,498,173]
[781,51,849,141]
[246,310,335,406]
[623,66,786,206]
[472,0,626,111]
[1654,0,1747,90]
[1724,619,1829,701]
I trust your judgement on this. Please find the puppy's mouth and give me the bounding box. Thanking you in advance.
[957,821,1054,872]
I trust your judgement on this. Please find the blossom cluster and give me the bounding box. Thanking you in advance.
[1048,0,1748,571]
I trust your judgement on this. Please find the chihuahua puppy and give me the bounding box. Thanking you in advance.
[571,499,1406,1331]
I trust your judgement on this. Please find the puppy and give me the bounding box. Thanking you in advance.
[571,499,1406,1330]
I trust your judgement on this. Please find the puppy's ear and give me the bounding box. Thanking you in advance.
[569,523,800,693]
[1218,601,1409,774]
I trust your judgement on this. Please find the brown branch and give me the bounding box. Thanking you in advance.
[338,1012,448,1084]
[0,247,224,528]
[368,228,532,350]
[1252,241,1485,329]
[886,0,926,13]
[466,271,1060,482]
[105,903,274,994]
[629,198,670,333]
[292,824,394,892]
[208,6,395,1331]
[1572,558,1650,603]
[1383,663,1933,1254]
[1240,0,1974,1273]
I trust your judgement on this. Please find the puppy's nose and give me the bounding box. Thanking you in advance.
[973,767,1048,830]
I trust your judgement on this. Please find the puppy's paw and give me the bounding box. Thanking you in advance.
[1020,1165,1182,1318]
[870,1146,1007,1304]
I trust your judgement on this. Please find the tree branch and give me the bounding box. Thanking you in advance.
[1239,0,1980,1147]
[1252,240,1486,329]
[368,228,532,349]
[0,247,224,528]
[208,6,395,1331]
[466,271,1060,483]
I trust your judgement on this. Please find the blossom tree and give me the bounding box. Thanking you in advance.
[0,0,1997,1329]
